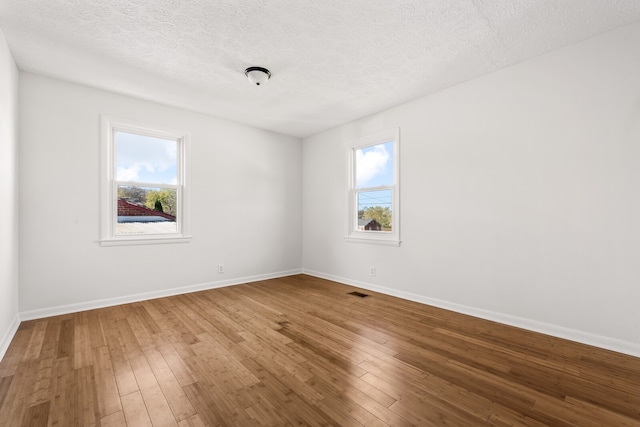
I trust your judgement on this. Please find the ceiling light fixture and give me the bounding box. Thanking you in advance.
[245,66,271,86]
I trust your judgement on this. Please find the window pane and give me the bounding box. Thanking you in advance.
[116,185,177,235]
[355,141,393,188]
[115,131,178,185]
[357,189,392,232]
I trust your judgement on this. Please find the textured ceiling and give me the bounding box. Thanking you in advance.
[1,0,640,138]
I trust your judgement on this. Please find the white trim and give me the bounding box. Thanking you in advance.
[301,269,640,358]
[347,128,400,245]
[19,269,303,321]
[344,236,401,246]
[0,313,21,361]
[100,115,191,246]
[98,236,192,246]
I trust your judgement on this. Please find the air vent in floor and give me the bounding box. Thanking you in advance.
[347,291,370,298]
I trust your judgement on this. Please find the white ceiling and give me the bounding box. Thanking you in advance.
[1,0,640,138]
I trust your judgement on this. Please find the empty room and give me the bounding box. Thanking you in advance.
[1,1,639,426]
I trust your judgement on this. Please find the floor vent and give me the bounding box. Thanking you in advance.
[348,291,370,298]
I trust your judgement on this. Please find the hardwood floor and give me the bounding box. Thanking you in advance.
[0,274,638,426]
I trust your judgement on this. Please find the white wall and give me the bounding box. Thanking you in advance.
[0,29,20,358]
[303,22,640,356]
[19,73,302,316]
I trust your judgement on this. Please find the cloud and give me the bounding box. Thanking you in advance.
[356,144,390,187]
[115,132,177,184]
[116,164,142,182]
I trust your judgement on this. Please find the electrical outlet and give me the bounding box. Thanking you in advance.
[370,266,376,277]
[218,264,224,274]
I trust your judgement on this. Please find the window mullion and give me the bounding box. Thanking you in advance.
[356,184,394,192]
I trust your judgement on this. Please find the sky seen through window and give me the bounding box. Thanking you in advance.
[356,141,393,211]
[115,131,178,185]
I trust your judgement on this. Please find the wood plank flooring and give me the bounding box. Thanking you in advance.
[1,274,639,426]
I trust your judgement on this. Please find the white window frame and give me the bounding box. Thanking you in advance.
[346,128,400,246]
[99,116,191,246]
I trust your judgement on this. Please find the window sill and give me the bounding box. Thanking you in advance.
[344,236,401,246]
[99,235,192,247]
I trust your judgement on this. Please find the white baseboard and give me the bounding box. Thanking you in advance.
[302,269,640,358]
[20,269,303,321]
[0,312,20,361]
[11,268,639,359]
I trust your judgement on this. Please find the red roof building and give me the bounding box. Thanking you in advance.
[117,199,176,221]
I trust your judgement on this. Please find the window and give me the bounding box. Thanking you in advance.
[347,128,400,245]
[100,117,190,246]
